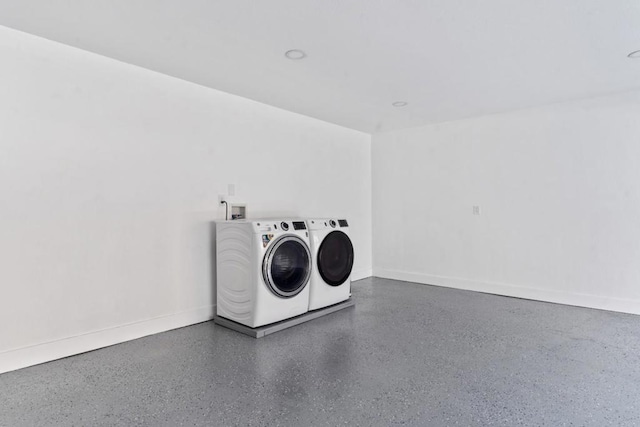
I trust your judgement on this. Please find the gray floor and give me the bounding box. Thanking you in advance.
[2,278,640,426]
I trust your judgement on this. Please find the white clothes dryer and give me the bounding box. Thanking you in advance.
[307,219,354,311]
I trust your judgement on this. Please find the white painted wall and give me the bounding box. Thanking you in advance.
[0,26,372,374]
[373,91,640,315]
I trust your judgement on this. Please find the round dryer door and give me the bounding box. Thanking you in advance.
[317,231,354,286]
[262,235,311,298]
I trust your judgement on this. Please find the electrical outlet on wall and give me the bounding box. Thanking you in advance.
[472,205,481,215]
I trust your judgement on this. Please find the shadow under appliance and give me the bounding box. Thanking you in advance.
[307,218,354,310]
[216,219,312,328]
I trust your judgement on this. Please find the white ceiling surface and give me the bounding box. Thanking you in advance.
[1,1,639,132]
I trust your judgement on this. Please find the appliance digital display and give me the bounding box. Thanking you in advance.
[292,221,307,230]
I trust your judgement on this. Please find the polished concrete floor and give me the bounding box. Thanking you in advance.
[2,277,640,426]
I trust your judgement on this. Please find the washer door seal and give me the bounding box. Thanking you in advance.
[317,231,354,287]
[262,235,311,298]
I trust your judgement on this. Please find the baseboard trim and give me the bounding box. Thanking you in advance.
[0,305,215,375]
[352,268,373,281]
[374,269,640,316]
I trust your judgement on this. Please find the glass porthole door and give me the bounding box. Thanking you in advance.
[317,231,354,286]
[262,235,311,298]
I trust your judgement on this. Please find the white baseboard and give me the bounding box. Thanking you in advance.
[0,305,215,375]
[352,268,373,281]
[374,268,640,316]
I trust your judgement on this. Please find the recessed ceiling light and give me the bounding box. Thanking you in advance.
[285,49,307,60]
[628,50,640,59]
[392,101,408,107]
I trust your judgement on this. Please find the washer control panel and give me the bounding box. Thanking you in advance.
[253,220,308,233]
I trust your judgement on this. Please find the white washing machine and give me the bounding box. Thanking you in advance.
[216,219,312,328]
[307,218,354,310]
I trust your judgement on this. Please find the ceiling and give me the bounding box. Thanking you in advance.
[1,0,639,132]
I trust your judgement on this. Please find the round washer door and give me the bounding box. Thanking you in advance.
[317,231,354,286]
[262,235,312,298]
